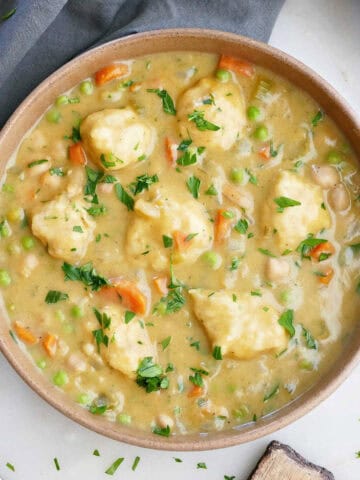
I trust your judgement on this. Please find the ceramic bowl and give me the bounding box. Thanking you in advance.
[0,29,359,451]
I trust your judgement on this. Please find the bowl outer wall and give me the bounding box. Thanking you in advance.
[0,28,359,451]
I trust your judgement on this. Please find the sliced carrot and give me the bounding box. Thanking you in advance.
[173,230,190,251]
[188,385,203,398]
[69,142,86,166]
[153,276,168,296]
[43,333,58,357]
[318,267,334,285]
[114,280,147,315]
[258,144,271,160]
[309,241,335,262]
[99,285,121,303]
[214,209,232,244]
[165,137,177,166]
[14,321,37,345]
[95,63,129,86]
[218,54,254,78]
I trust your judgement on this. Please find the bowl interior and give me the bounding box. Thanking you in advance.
[0,29,359,451]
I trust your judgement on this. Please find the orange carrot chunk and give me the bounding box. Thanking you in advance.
[309,241,335,262]
[114,280,147,315]
[69,142,87,166]
[173,230,190,251]
[258,144,271,160]
[188,385,203,398]
[153,276,169,296]
[218,54,254,78]
[14,321,37,345]
[165,137,177,166]
[318,267,334,285]
[94,63,129,86]
[43,333,58,357]
[214,209,232,244]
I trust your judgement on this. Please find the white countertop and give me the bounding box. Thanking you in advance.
[1,0,360,478]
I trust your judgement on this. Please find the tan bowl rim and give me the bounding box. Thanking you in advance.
[0,28,359,451]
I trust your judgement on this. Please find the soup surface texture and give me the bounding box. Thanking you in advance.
[1,52,359,437]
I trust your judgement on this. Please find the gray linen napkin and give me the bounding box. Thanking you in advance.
[0,0,285,127]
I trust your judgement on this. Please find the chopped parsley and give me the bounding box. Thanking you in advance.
[53,458,60,471]
[1,8,16,21]
[230,257,240,271]
[162,235,173,248]
[185,232,198,242]
[258,248,276,258]
[84,166,103,203]
[190,340,200,351]
[177,150,197,166]
[129,174,159,195]
[115,183,134,211]
[269,141,279,157]
[45,290,69,304]
[174,457,183,463]
[100,152,123,168]
[72,225,83,233]
[197,462,207,469]
[302,325,317,349]
[278,309,295,337]
[93,449,100,456]
[136,357,169,393]
[124,311,136,324]
[105,457,124,475]
[86,204,107,216]
[132,456,141,471]
[6,462,15,471]
[152,425,171,437]
[296,237,327,259]
[263,384,280,402]
[274,196,301,212]
[49,167,65,176]
[245,168,258,185]
[92,308,112,352]
[89,403,107,415]
[161,336,172,351]
[311,110,324,127]
[186,175,201,199]
[205,184,218,196]
[188,110,220,131]
[147,88,176,115]
[28,159,48,168]
[154,259,186,314]
[178,139,192,151]
[189,367,209,387]
[65,124,81,143]
[62,262,109,291]
[234,218,248,234]
[212,345,223,360]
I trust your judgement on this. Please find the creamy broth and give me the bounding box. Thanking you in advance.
[1,52,359,436]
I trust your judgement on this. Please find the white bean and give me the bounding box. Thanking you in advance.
[328,183,350,212]
[156,414,174,429]
[311,165,339,189]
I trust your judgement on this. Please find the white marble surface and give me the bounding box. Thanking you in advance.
[1,0,360,478]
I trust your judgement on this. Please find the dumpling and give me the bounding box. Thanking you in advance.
[80,108,156,170]
[262,171,331,252]
[31,194,95,263]
[126,189,213,270]
[177,77,246,151]
[100,305,157,379]
[189,289,288,360]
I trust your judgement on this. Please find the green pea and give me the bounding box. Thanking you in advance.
[299,360,313,371]
[71,305,84,318]
[2,184,14,193]
[0,221,11,238]
[55,95,69,107]
[46,108,61,124]
[7,207,24,224]
[80,80,94,95]
[215,69,230,83]
[77,393,91,405]
[326,150,342,164]
[0,269,11,287]
[201,251,222,270]
[230,168,247,185]
[53,370,69,386]
[253,125,269,141]
[55,309,66,322]
[36,359,47,369]
[116,413,131,425]
[247,105,261,121]
[21,236,35,250]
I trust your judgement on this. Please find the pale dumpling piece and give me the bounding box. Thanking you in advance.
[80,108,156,170]
[126,190,213,270]
[262,171,331,252]
[100,305,157,379]
[31,194,95,263]
[177,77,246,151]
[189,289,288,360]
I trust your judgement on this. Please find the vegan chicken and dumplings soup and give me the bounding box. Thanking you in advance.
[1,52,359,437]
